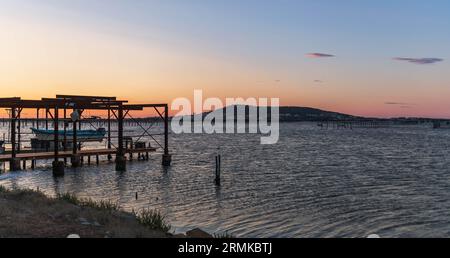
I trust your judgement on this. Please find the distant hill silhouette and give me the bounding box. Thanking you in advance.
[190,105,362,122]
[278,106,361,121]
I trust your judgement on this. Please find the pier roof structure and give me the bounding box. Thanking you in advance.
[0,95,171,175]
[0,95,153,110]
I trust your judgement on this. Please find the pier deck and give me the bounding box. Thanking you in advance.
[0,148,157,162]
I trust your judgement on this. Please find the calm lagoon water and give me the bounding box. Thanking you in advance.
[2,122,450,238]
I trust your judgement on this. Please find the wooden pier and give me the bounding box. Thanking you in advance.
[0,147,156,170]
[0,95,171,176]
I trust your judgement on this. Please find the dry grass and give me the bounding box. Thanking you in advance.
[0,187,170,238]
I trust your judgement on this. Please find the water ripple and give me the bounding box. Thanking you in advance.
[2,123,450,237]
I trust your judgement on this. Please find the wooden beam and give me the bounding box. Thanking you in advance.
[124,104,167,109]
[0,97,21,102]
[56,94,117,100]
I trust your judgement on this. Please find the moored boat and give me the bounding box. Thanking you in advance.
[30,128,106,142]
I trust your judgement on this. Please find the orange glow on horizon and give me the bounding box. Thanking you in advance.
[1,8,450,119]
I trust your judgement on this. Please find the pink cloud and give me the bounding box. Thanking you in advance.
[393,57,443,65]
[306,53,335,58]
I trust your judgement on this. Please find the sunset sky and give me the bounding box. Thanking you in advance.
[1,0,449,118]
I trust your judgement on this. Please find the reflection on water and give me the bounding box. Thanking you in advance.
[2,122,450,237]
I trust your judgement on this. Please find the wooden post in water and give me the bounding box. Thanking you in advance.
[17,109,21,153]
[215,154,221,186]
[71,109,81,167]
[107,107,112,161]
[44,108,49,152]
[52,107,65,176]
[162,104,172,166]
[63,108,67,164]
[10,107,20,171]
[115,103,126,171]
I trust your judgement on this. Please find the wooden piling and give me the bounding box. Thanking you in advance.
[52,106,65,176]
[115,104,126,171]
[215,155,221,186]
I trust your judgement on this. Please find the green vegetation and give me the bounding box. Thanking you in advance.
[0,187,169,237]
[133,208,171,233]
[57,192,119,212]
[56,192,80,204]
[214,231,235,239]
[56,192,171,233]
[0,185,7,193]
[56,193,172,233]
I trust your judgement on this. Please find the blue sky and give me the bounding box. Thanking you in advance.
[1,0,449,117]
[14,0,449,60]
